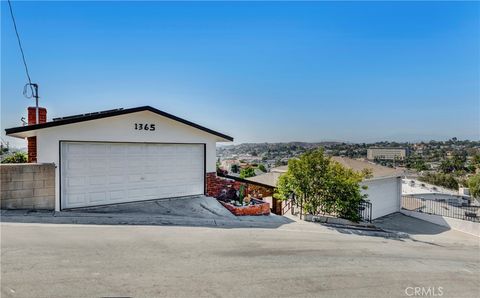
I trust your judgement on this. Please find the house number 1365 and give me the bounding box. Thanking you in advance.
[134,123,156,131]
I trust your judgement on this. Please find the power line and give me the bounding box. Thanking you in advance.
[7,0,34,97]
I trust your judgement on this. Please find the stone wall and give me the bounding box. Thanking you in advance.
[1,163,55,210]
[206,172,274,199]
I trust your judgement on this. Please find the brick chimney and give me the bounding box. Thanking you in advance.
[27,107,47,163]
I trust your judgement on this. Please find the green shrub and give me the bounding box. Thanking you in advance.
[239,167,256,179]
[419,172,458,190]
[275,148,367,222]
[257,164,267,172]
[467,174,480,198]
[1,152,28,164]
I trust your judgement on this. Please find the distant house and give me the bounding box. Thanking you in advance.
[220,159,240,173]
[247,157,405,220]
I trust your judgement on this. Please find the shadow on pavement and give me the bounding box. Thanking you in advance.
[373,212,450,235]
[320,223,409,241]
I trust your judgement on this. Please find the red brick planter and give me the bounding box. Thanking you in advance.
[219,199,270,216]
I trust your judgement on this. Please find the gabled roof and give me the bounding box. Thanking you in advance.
[5,106,233,141]
[331,156,404,179]
[247,157,404,187]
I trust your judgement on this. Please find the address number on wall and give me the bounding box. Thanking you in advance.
[134,123,156,131]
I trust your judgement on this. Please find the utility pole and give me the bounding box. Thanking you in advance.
[31,83,39,124]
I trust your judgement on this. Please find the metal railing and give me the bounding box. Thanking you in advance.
[281,199,293,215]
[401,196,480,222]
[281,194,372,222]
[358,200,372,223]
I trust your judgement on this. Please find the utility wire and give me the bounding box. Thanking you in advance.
[7,0,34,98]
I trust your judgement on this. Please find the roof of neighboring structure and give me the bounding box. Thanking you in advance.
[5,106,233,141]
[368,147,406,150]
[246,172,278,187]
[271,165,288,172]
[247,157,404,187]
[331,156,404,179]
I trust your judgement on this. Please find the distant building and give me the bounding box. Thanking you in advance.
[220,159,240,173]
[367,147,407,161]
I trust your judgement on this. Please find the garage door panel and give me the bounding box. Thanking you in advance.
[87,144,108,154]
[88,175,107,186]
[108,175,126,184]
[128,174,143,183]
[67,159,87,171]
[89,158,107,170]
[109,157,125,166]
[67,193,87,205]
[61,142,204,208]
[67,176,86,187]
[110,190,126,201]
[109,145,126,155]
[67,143,88,154]
[89,192,107,203]
[126,145,145,154]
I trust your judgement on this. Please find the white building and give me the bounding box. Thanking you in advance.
[367,147,407,161]
[5,106,233,211]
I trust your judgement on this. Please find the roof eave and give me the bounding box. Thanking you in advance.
[4,106,234,142]
[364,175,403,182]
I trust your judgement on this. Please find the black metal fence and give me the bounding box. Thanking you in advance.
[358,200,372,223]
[283,194,372,222]
[401,196,480,222]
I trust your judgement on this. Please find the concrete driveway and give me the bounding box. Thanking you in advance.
[0,196,293,228]
[2,214,479,298]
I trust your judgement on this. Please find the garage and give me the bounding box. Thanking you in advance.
[61,142,205,209]
[5,106,233,211]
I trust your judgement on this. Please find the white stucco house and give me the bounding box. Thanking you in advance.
[248,157,405,220]
[5,106,233,211]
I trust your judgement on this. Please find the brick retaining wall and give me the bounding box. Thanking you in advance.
[1,163,55,210]
[206,172,274,199]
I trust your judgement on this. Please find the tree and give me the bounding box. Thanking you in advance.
[467,174,480,199]
[406,156,428,172]
[1,152,28,164]
[239,167,256,179]
[471,154,480,171]
[230,164,240,173]
[419,173,458,190]
[275,148,367,221]
[257,164,267,172]
[439,154,466,174]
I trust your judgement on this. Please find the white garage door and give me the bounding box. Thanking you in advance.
[61,142,204,209]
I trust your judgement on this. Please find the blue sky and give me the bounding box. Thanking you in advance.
[2,1,479,146]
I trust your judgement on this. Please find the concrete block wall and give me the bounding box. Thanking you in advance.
[1,163,55,210]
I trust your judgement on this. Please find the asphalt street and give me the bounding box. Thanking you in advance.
[1,214,479,298]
